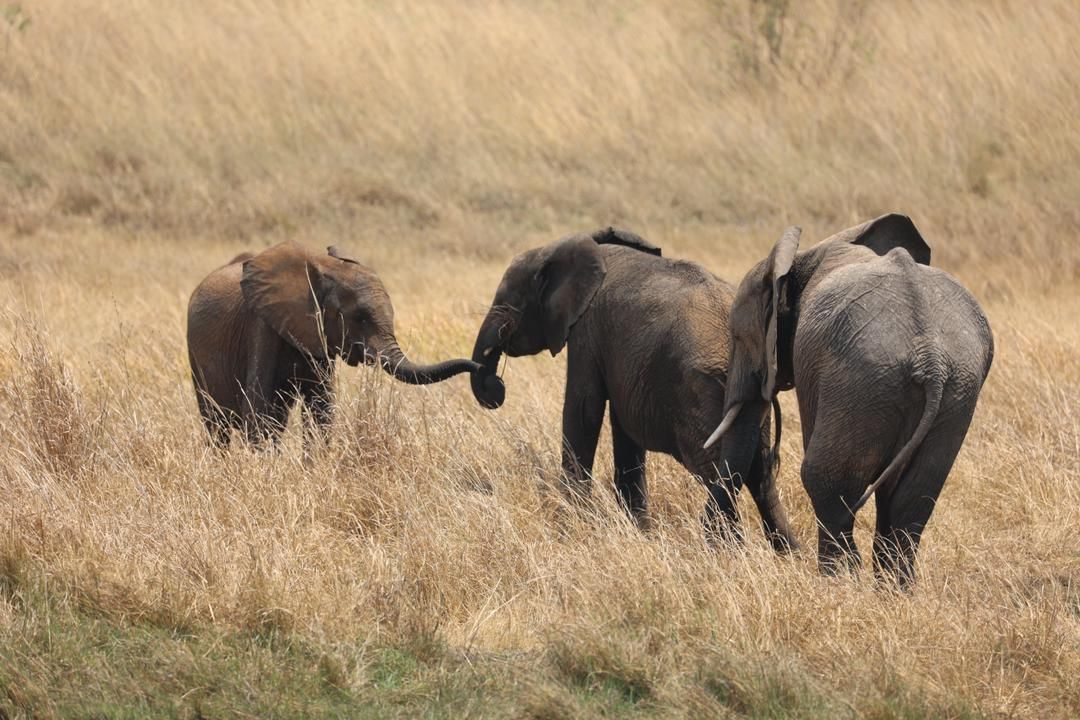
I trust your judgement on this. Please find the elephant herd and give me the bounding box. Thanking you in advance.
[187,215,993,587]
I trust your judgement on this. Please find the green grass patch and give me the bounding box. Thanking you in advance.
[0,564,993,719]
[0,574,496,719]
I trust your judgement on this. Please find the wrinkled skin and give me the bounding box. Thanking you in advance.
[706,214,994,586]
[187,242,479,448]
[471,228,798,551]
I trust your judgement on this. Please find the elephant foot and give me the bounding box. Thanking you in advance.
[817,541,862,579]
[631,509,654,534]
[765,529,802,556]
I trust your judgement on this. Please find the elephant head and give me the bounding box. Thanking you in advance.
[703,214,930,479]
[470,228,660,408]
[241,241,479,383]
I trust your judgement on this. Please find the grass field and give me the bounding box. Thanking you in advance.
[1,1,1078,717]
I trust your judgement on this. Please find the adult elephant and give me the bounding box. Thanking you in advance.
[470,227,798,551]
[187,242,479,447]
[704,214,993,586]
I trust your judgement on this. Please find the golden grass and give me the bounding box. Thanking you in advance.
[1,0,1078,716]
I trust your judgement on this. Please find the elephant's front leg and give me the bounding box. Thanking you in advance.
[300,369,335,456]
[559,354,607,506]
[242,323,286,447]
[302,383,334,436]
[610,409,649,531]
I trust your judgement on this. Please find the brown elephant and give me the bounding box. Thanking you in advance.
[187,241,479,447]
[704,214,994,586]
[469,227,798,550]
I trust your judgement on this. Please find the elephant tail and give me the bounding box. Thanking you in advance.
[849,342,946,514]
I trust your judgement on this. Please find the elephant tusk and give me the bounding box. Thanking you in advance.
[482,347,494,357]
[703,402,743,449]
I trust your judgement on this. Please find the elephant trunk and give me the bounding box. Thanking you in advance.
[716,399,768,490]
[707,346,770,481]
[470,311,507,409]
[371,336,479,385]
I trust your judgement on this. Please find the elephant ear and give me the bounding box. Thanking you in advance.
[241,242,330,358]
[763,226,802,400]
[327,246,360,265]
[536,236,607,356]
[590,226,662,256]
[839,213,930,265]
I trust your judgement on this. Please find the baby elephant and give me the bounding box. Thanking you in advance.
[187,241,478,447]
[470,227,798,550]
[705,214,993,586]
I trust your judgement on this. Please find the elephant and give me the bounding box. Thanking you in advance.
[703,214,994,586]
[469,227,798,550]
[186,241,479,447]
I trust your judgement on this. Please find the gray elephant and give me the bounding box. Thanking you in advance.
[470,227,798,550]
[187,241,479,447]
[704,214,993,586]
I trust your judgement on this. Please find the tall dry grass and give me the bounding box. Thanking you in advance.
[0,0,1078,716]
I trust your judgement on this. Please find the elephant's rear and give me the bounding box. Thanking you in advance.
[918,266,993,425]
[187,262,249,425]
[595,251,734,452]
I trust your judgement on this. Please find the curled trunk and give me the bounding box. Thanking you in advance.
[469,312,507,408]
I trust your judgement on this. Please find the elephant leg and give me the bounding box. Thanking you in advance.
[802,455,863,575]
[302,384,334,435]
[194,386,231,449]
[814,507,859,577]
[745,416,800,554]
[300,374,334,452]
[559,354,606,504]
[200,406,231,449]
[245,392,290,447]
[874,406,973,589]
[871,487,897,583]
[241,323,289,447]
[610,409,648,530]
[686,447,744,546]
[699,467,744,546]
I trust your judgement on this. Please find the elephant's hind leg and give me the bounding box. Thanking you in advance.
[802,455,864,576]
[193,382,231,449]
[610,410,649,530]
[872,489,899,584]
[873,405,974,588]
[688,451,744,546]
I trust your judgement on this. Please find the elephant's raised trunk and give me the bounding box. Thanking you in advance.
[371,337,479,385]
[470,311,508,409]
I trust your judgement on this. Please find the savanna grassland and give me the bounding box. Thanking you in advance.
[1,1,1078,717]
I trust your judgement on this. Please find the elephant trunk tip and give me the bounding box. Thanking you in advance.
[475,372,506,409]
[470,318,508,409]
